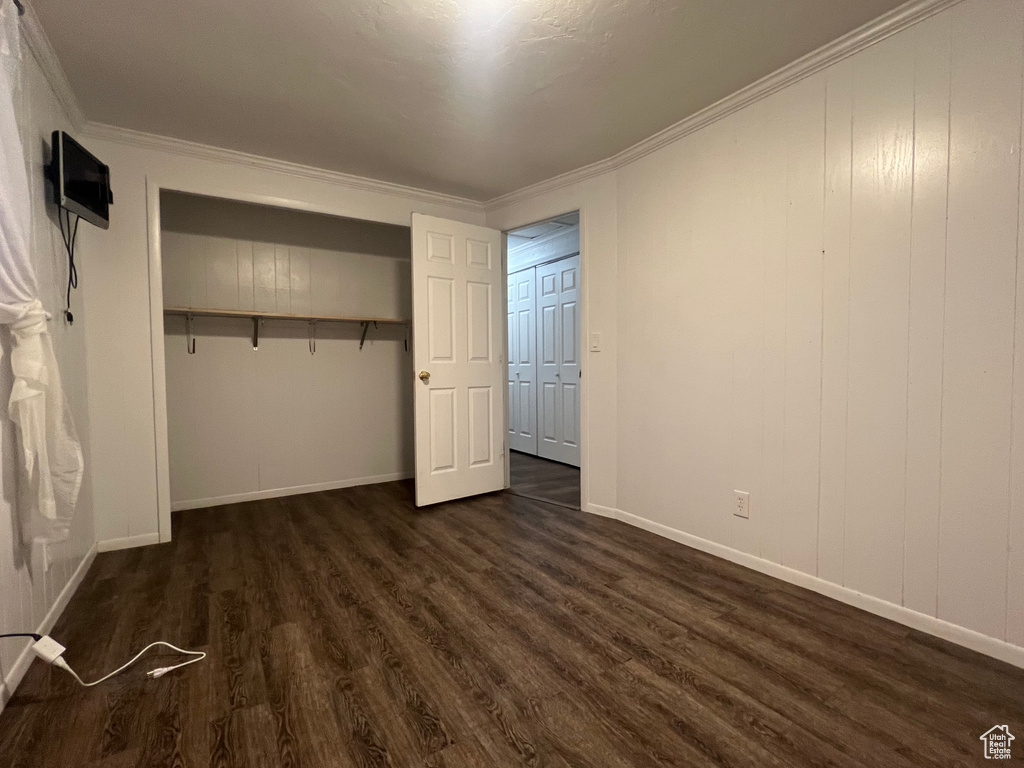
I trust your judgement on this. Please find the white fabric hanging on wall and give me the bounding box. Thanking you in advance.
[0,3,83,550]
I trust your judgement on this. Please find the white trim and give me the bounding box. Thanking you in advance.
[145,178,173,544]
[170,473,414,512]
[97,533,161,553]
[502,233,511,491]
[18,6,86,128]
[0,544,97,712]
[84,122,485,215]
[578,206,591,512]
[484,0,964,211]
[587,505,1024,670]
[584,503,620,520]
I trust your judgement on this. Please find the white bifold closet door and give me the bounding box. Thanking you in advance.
[411,214,506,507]
[536,255,580,466]
[507,268,538,454]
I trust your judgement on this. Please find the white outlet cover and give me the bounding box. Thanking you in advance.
[734,490,750,519]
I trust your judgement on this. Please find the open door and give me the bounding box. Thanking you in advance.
[412,214,505,506]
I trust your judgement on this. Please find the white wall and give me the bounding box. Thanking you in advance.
[160,194,413,508]
[77,127,485,546]
[0,39,95,705]
[490,0,1024,663]
[160,193,412,318]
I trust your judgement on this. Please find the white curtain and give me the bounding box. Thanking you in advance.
[0,2,83,550]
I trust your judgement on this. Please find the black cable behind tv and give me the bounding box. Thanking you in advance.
[45,131,113,323]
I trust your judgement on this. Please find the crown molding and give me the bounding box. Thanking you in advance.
[485,0,964,212]
[82,121,486,214]
[18,4,85,128]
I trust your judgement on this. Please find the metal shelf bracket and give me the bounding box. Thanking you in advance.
[358,321,377,351]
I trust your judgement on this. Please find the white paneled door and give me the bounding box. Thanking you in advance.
[412,214,505,506]
[536,255,581,466]
[508,268,538,454]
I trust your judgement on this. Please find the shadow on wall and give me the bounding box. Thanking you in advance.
[160,191,411,258]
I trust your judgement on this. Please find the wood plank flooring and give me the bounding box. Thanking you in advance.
[509,451,581,509]
[1,481,1021,767]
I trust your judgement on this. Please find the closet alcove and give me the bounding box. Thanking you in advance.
[159,191,413,510]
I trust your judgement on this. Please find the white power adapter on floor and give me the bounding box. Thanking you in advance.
[23,633,206,687]
[30,635,67,663]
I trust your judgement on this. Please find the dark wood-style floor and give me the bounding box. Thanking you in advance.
[509,451,580,509]
[1,482,1021,767]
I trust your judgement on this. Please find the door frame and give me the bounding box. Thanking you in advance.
[501,211,584,497]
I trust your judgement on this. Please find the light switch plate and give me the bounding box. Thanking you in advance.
[590,332,602,352]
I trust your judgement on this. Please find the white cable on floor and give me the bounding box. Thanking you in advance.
[52,641,206,686]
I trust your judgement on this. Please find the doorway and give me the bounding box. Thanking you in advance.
[505,212,582,509]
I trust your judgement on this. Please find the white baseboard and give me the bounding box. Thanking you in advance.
[0,543,98,713]
[586,504,1024,670]
[585,503,621,519]
[97,532,161,552]
[170,472,414,512]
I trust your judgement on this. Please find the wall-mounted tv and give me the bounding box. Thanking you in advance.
[49,131,113,229]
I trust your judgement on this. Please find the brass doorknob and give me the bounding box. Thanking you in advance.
[419,371,431,382]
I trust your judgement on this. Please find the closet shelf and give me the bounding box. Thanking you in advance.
[163,306,408,325]
[164,307,409,354]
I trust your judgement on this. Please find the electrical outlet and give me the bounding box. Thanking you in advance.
[734,490,750,519]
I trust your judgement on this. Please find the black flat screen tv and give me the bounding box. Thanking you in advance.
[49,130,112,229]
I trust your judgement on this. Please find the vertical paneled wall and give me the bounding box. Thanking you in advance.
[616,0,1024,648]
[1,46,95,697]
[161,194,414,508]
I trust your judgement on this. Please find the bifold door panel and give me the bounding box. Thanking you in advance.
[535,256,580,466]
[508,267,538,454]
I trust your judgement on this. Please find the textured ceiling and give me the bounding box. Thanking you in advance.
[35,0,907,200]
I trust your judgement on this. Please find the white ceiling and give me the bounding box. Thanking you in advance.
[34,0,907,201]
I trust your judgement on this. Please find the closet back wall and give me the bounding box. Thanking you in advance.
[160,193,413,510]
